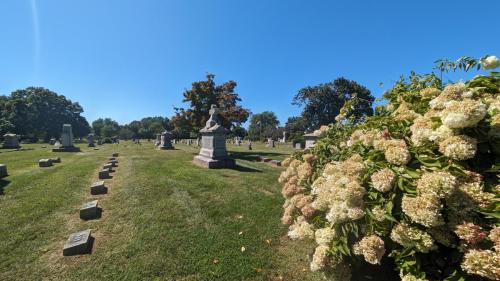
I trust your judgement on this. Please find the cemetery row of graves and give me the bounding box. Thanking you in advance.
[0,106,325,281]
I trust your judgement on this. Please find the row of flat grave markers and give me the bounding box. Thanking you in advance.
[63,152,119,256]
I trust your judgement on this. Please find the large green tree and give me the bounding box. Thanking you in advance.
[292,77,374,130]
[92,118,120,138]
[0,87,90,140]
[172,74,251,135]
[247,111,280,141]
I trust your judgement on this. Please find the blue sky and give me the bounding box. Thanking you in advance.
[1,0,499,126]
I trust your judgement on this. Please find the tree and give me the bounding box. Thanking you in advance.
[247,111,279,141]
[173,74,251,135]
[92,118,120,138]
[284,116,308,143]
[0,87,90,140]
[292,77,374,131]
[230,126,247,139]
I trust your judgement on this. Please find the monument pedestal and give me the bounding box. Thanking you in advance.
[193,155,235,169]
[52,146,81,152]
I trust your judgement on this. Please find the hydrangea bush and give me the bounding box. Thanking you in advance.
[279,56,500,281]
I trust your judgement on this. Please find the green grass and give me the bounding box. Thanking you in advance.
[0,141,323,280]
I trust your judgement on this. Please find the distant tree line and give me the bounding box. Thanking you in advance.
[0,76,375,144]
[0,87,90,141]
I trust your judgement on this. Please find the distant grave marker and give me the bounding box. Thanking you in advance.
[0,164,8,178]
[98,169,110,179]
[52,124,80,152]
[50,157,61,163]
[2,133,21,149]
[63,229,92,256]
[88,133,95,147]
[39,159,52,167]
[158,131,174,150]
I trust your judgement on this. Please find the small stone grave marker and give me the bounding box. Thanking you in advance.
[269,160,282,167]
[108,157,118,162]
[107,161,117,167]
[0,164,8,178]
[98,169,110,179]
[50,157,61,163]
[39,159,52,167]
[112,153,119,157]
[80,200,99,220]
[103,163,113,171]
[63,229,92,256]
[90,181,107,195]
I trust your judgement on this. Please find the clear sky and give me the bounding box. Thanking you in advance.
[0,0,499,126]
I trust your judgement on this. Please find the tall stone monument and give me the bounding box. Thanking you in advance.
[2,133,20,149]
[193,105,235,169]
[155,134,161,146]
[304,132,318,149]
[158,131,174,150]
[88,133,95,147]
[52,124,80,152]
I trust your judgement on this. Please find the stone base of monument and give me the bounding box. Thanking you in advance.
[157,145,174,150]
[193,155,236,169]
[52,146,81,152]
[80,200,99,220]
[63,229,93,256]
[0,164,8,178]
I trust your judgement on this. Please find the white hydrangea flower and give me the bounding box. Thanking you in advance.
[481,55,500,70]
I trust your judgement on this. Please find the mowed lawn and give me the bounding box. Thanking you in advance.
[0,141,323,281]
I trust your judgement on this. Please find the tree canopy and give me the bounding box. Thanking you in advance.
[172,74,251,135]
[0,87,90,140]
[292,77,374,131]
[247,111,280,141]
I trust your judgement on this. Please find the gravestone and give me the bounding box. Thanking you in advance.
[158,131,174,150]
[155,134,161,146]
[295,143,303,150]
[52,124,80,152]
[196,138,200,147]
[0,164,8,178]
[248,140,252,150]
[50,157,61,163]
[80,200,99,220]
[90,181,107,194]
[2,133,20,149]
[103,163,113,172]
[98,169,110,179]
[112,153,119,157]
[49,138,56,145]
[304,133,318,149]
[39,159,52,167]
[269,160,282,167]
[107,160,117,167]
[63,229,92,256]
[88,133,95,147]
[193,105,235,169]
[281,131,287,143]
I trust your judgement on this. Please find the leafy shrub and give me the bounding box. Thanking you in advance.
[279,57,500,281]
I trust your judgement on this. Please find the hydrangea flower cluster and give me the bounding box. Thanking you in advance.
[279,57,500,280]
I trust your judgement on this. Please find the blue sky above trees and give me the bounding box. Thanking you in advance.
[0,0,498,126]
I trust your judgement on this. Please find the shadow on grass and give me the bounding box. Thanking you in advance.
[229,151,287,162]
[0,179,10,195]
[232,164,262,173]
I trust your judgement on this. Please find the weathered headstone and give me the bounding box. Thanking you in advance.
[304,133,318,149]
[107,160,117,167]
[88,133,95,147]
[248,140,252,150]
[80,200,99,220]
[281,131,287,143]
[98,169,110,179]
[103,163,113,172]
[2,133,20,149]
[49,138,57,145]
[269,159,282,167]
[90,181,107,194]
[193,105,235,169]
[63,229,92,256]
[158,131,174,150]
[52,124,80,152]
[0,164,8,178]
[39,159,52,167]
[112,153,119,157]
[295,143,303,150]
[50,157,61,163]
[155,134,161,146]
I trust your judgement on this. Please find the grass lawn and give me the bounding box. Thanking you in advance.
[0,141,323,281]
